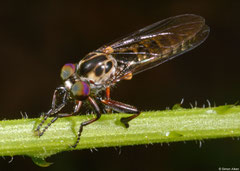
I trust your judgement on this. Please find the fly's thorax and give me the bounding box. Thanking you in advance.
[77,52,117,86]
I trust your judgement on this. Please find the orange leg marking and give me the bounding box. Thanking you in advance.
[105,87,112,113]
[106,87,110,100]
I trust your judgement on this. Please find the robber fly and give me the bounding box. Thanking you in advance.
[35,14,209,148]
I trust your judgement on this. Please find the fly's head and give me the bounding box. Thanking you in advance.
[60,63,90,100]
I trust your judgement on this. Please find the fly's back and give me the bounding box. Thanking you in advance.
[77,53,117,86]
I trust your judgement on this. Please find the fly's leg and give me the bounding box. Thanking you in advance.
[35,103,65,136]
[35,109,53,136]
[36,87,68,134]
[105,87,112,113]
[106,87,110,99]
[104,72,133,114]
[72,96,101,148]
[103,72,138,127]
[37,101,82,137]
[101,99,140,128]
[36,100,82,136]
[35,88,66,136]
[50,87,68,112]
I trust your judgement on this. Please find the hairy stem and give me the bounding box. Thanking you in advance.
[0,105,240,160]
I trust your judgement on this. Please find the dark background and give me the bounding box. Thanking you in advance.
[0,0,240,170]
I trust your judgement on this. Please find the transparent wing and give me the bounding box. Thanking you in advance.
[96,14,210,78]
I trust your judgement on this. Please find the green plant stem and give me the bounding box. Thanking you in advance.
[0,105,240,159]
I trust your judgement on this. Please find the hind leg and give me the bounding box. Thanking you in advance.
[101,99,140,128]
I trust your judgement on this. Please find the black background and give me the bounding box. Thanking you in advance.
[0,0,240,170]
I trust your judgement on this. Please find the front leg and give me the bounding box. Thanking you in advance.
[51,86,68,113]
[72,96,101,148]
[35,103,65,137]
[101,99,140,128]
[36,100,82,137]
[35,87,67,136]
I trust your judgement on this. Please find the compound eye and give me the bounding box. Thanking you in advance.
[71,81,90,100]
[60,63,76,80]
